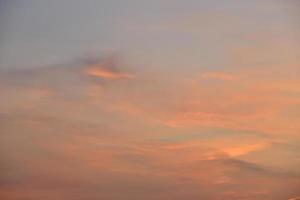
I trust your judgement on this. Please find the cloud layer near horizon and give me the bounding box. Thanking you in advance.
[1,52,300,200]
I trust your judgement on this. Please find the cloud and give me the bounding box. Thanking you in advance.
[0,55,134,90]
[86,67,134,80]
[1,109,299,200]
[80,55,135,80]
[288,197,300,200]
[1,51,300,200]
[221,142,269,157]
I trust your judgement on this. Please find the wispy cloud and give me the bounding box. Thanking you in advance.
[1,51,299,199]
[288,197,300,200]
[86,67,134,80]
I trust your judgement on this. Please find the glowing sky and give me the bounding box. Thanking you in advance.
[0,1,300,199]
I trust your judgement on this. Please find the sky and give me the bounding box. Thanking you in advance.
[0,0,300,199]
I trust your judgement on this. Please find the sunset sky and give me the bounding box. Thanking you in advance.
[0,1,300,199]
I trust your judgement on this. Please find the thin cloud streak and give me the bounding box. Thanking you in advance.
[86,67,134,80]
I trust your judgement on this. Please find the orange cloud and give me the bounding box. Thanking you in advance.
[222,143,269,157]
[288,197,300,200]
[86,66,134,80]
[1,51,300,200]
